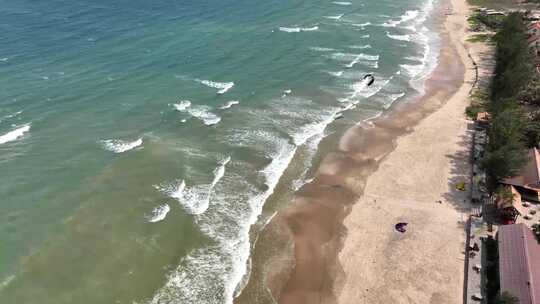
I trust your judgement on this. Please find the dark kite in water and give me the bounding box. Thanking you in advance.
[363,74,375,86]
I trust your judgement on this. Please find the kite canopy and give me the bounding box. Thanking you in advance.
[395,222,408,233]
[363,74,375,86]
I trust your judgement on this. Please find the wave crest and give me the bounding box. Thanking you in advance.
[0,124,30,145]
[147,204,170,223]
[196,79,235,94]
[101,138,142,153]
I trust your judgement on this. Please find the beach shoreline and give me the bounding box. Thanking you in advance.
[238,0,483,302]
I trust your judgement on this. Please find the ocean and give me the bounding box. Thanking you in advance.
[0,0,439,303]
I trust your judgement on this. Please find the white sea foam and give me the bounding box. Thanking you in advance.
[386,32,411,41]
[0,110,23,123]
[349,44,371,49]
[346,53,379,68]
[381,10,419,27]
[156,157,230,215]
[279,26,319,33]
[329,71,344,77]
[0,275,15,291]
[339,75,391,106]
[360,34,370,38]
[400,63,423,77]
[325,14,344,20]
[172,101,221,125]
[101,138,142,153]
[220,101,240,110]
[151,148,281,304]
[225,139,297,303]
[196,79,235,94]
[309,47,336,52]
[352,22,372,27]
[211,157,231,188]
[330,52,379,62]
[0,58,8,62]
[382,92,406,109]
[172,100,192,111]
[332,1,352,5]
[5,110,22,119]
[281,89,292,98]
[0,125,31,145]
[292,109,339,147]
[147,204,171,223]
[186,106,221,126]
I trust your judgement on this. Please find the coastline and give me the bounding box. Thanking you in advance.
[236,0,481,302]
[336,0,477,300]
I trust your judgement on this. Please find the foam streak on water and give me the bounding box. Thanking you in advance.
[278,26,319,33]
[101,138,142,153]
[147,204,171,223]
[196,79,235,94]
[220,101,240,110]
[0,125,30,145]
[156,157,230,216]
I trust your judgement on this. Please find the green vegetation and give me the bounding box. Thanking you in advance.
[466,89,489,119]
[533,223,540,242]
[491,13,532,101]
[480,12,539,190]
[495,291,519,304]
[467,33,493,43]
[466,0,517,10]
[485,236,500,303]
[467,13,503,32]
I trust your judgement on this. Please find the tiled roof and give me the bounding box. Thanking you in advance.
[499,224,540,304]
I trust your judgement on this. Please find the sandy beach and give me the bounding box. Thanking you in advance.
[263,0,494,302]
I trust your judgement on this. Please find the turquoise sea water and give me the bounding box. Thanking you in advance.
[0,0,439,303]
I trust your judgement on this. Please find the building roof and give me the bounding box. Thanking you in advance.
[498,224,540,304]
[529,22,540,30]
[503,148,540,192]
[498,185,523,210]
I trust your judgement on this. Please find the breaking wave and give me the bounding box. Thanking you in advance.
[325,14,344,20]
[386,32,411,41]
[187,106,221,126]
[101,138,142,153]
[196,79,235,94]
[329,70,344,77]
[0,124,30,145]
[349,44,371,49]
[172,100,192,111]
[220,101,240,110]
[352,22,371,27]
[279,26,319,33]
[309,47,337,52]
[147,204,171,223]
[156,157,231,215]
[382,10,419,27]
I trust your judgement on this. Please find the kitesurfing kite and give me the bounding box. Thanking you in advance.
[364,74,375,86]
[395,222,408,233]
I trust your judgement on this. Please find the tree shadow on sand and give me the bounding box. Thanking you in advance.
[442,120,476,216]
